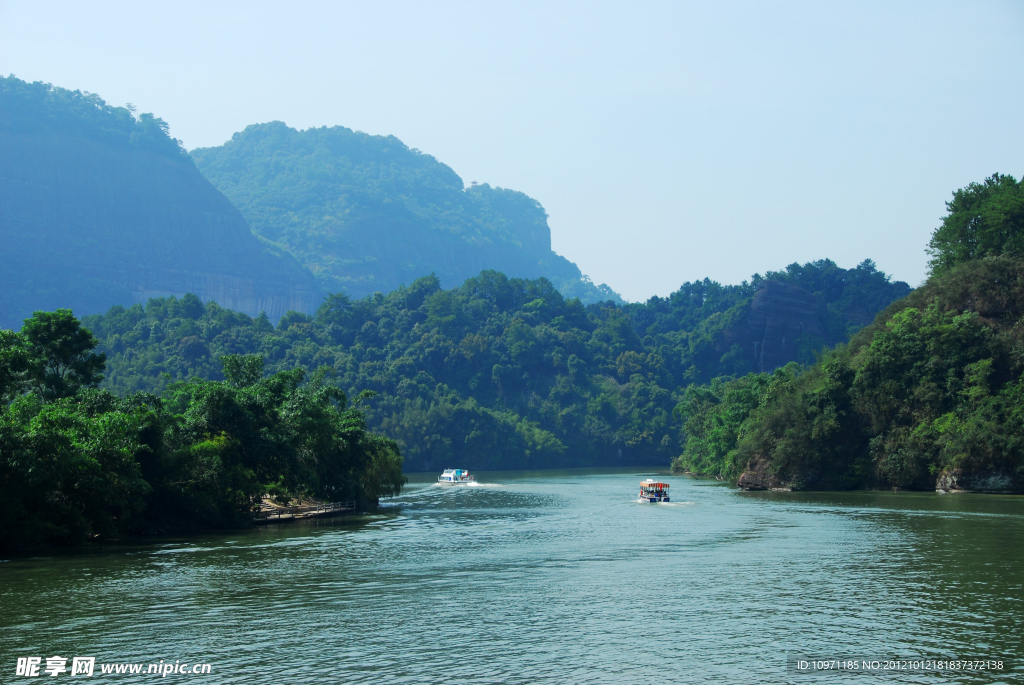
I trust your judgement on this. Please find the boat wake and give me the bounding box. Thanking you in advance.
[634,499,695,506]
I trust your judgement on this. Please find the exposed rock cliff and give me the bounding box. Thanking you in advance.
[0,77,321,329]
[710,281,831,375]
[744,281,828,372]
[736,466,790,491]
[934,468,1018,494]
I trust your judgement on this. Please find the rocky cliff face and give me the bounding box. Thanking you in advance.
[710,280,830,375]
[935,468,1018,494]
[0,78,321,329]
[743,281,828,372]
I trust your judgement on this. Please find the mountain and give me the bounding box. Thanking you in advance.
[191,122,622,304]
[0,77,322,329]
[79,258,909,472]
[622,258,912,384]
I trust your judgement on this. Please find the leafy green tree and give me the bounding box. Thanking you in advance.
[21,310,105,400]
[928,173,1024,274]
[672,372,775,477]
[0,391,152,548]
[220,354,265,387]
[0,330,29,402]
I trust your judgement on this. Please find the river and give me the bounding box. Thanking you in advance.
[2,469,1021,683]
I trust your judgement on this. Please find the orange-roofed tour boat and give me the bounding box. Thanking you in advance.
[639,479,670,503]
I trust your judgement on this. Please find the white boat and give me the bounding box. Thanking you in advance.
[639,479,670,502]
[438,468,475,485]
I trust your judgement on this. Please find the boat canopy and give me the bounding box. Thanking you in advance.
[640,481,669,489]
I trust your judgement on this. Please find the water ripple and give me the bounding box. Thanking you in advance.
[2,471,1021,684]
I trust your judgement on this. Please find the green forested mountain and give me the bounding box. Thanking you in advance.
[191,122,621,304]
[675,174,1024,493]
[79,259,908,472]
[622,258,910,382]
[0,77,321,329]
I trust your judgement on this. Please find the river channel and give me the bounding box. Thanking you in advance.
[2,469,1022,683]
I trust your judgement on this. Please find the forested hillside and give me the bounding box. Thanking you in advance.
[192,122,621,304]
[80,260,909,472]
[675,174,1024,493]
[0,77,321,329]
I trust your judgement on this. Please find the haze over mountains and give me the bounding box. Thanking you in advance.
[0,76,622,331]
[0,74,912,395]
[192,122,621,304]
[0,77,321,329]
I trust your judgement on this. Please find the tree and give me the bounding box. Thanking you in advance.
[21,310,105,400]
[927,173,1024,274]
[0,330,30,402]
[220,354,265,388]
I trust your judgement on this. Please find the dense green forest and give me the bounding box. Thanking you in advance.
[0,310,404,551]
[675,174,1024,493]
[192,122,621,304]
[77,259,908,472]
[0,76,321,329]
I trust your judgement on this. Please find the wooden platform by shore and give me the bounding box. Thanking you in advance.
[254,500,356,525]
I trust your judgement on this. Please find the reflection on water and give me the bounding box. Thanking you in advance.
[2,470,1021,684]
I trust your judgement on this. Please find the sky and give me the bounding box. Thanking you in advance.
[2,0,1022,302]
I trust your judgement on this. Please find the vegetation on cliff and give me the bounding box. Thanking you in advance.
[0,75,188,160]
[674,174,1024,492]
[0,310,404,552]
[77,259,908,472]
[191,122,621,304]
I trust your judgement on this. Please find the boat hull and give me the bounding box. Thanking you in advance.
[640,496,670,503]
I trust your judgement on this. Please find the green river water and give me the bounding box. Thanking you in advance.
[2,469,1022,683]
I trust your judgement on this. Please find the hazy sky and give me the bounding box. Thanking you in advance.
[2,1,1022,301]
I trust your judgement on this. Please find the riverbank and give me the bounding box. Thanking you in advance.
[734,464,1024,495]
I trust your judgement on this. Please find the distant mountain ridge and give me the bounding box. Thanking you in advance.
[0,76,322,329]
[192,122,622,304]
